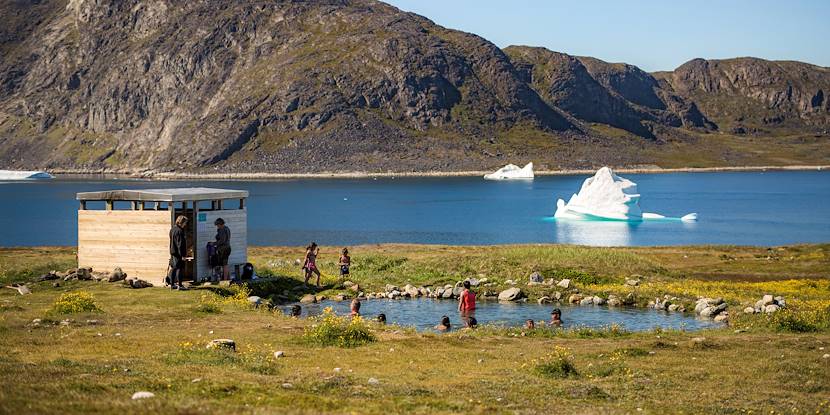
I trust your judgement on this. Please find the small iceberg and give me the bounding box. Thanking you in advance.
[484,162,534,180]
[554,167,696,222]
[0,170,54,180]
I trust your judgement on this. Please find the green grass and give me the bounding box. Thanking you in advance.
[0,245,829,413]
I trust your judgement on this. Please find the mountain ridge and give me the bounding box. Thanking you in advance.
[0,0,828,173]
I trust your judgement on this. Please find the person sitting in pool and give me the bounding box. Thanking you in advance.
[376,313,386,324]
[463,316,478,329]
[435,315,451,331]
[350,299,361,317]
[290,304,302,317]
[458,280,476,317]
[525,319,535,330]
[550,308,563,327]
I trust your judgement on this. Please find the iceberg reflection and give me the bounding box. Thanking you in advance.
[552,219,639,246]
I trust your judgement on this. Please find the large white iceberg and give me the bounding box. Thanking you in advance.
[0,170,54,180]
[484,162,534,180]
[554,167,697,222]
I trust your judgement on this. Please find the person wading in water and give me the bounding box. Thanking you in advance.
[458,280,476,319]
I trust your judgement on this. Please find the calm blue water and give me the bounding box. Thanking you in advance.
[292,298,721,332]
[0,171,828,247]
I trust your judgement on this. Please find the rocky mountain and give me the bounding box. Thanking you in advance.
[654,58,830,134]
[0,0,828,173]
[504,46,715,139]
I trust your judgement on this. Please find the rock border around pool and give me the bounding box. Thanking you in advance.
[352,276,732,323]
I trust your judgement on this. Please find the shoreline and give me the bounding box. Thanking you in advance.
[43,164,829,180]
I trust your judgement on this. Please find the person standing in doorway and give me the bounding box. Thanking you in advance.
[214,218,231,280]
[169,215,189,290]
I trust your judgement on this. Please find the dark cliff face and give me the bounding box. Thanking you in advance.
[0,0,827,173]
[656,57,830,133]
[504,46,717,138]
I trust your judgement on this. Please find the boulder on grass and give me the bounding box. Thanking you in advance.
[206,339,236,351]
[108,267,127,282]
[498,288,524,301]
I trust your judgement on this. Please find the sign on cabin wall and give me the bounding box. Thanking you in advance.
[195,209,247,279]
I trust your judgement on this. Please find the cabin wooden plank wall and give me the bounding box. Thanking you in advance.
[195,209,247,280]
[78,210,170,284]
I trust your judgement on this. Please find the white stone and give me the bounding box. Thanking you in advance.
[498,288,523,301]
[743,307,755,314]
[131,391,155,400]
[556,279,571,289]
[274,351,284,358]
[762,294,775,306]
[368,377,380,385]
[764,304,780,313]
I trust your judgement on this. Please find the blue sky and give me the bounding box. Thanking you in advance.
[384,0,830,72]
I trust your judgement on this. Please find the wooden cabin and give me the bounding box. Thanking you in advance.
[76,188,249,286]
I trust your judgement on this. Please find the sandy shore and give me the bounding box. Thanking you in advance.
[43,164,829,180]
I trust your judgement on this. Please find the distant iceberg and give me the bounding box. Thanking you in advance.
[484,162,534,180]
[0,170,54,180]
[554,167,696,222]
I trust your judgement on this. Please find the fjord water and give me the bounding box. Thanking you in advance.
[0,170,828,247]
[292,298,720,332]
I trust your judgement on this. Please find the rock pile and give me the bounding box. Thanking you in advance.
[649,295,686,312]
[62,268,93,281]
[694,298,728,322]
[744,295,786,314]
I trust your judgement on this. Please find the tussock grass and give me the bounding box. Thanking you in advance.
[0,245,828,413]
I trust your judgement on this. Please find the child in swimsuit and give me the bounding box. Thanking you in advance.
[339,248,351,278]
[303,242,321,287]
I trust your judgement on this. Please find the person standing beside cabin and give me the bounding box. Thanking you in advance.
[169,215,189,290]
[303,242,321,288]
[214,218,231,281]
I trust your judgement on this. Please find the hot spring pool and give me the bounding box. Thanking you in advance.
[287,298,722,332]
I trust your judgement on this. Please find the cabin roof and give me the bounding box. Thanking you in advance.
[76,187,249,202]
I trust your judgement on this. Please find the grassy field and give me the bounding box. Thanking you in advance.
[1,244,829,414]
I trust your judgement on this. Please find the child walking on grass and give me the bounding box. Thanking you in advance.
[339,248,351,280]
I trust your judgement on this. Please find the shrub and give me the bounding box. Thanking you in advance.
[545,268,612,285]
[51,292,101,314]
[303,307,376,348]
[529,346,578,379]
[224,284,253,308]
[195,293,223,313]
[766,301,830,333]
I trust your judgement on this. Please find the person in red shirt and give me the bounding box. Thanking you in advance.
[458,280,476,318]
